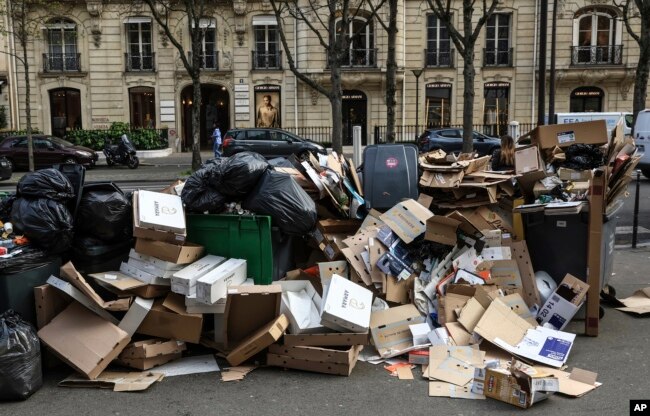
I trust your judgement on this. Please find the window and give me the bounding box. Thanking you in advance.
[246,130,268,140]
[45,19,79,72]
[129,87,156,128]
[483,83,510,137]
[426,15,452,67]
[49,88,81,138]
[485,14,511,66]
[570,87,603,112]
[336,17,375,67]
[426,83,452,127]
[439,130,460,139]
[194,18,217,70]
[125,18,154,71]
[253,16,281,69]
[572,7,622,65]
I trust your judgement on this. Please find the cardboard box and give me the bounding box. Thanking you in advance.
[34,284,72,329]
[59,262,130,312]
[118,353,182,371]
[38,302,131,379]
[59,371,164,392]
[133,191,186,244]
[277,280,327,334]
[379,199,434,244]
[87,271,169,299]
[118,297,154,337]
[226,314,289,366]
[224,285,282,349]
[529,120,609,149]
[267,344,362,376]
[316,219,361,235]
[484,365,559,408]
[283,331,369,347]
[120,261,169,286]
[318,233,348,261]
[128,249,183,271]
[117,339,186,370]
[558,168,594,182]
[425,216,461,246]
[126,258,179,279]
[46,276,120,325]
[195,258,247,304]
[137,293,203,343]
[419,170,464,188]
[515,145,545,175]
[171,255,227,296]
[370,304,425,358]
[536,274,589,330]
[321,275,373,333]
[135,238,205,264]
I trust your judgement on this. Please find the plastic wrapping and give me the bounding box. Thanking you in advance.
[181,167,228,213]
[76,184,132,242]
[16,168,74,202]
[218,152,270,198]
[0,310,42,401]
[0,246,56,275]
[0,194,16,221]
[561,144,605,170]
[243,170,317,236]
[10,198,73,254]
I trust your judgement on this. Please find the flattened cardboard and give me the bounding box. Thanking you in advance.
[321,275,373,333]
[445,322,472,346]
[134,238,204,264]
[530,120,609,149]
[429,346,483,386]
[117,352,182,370]
[428,381,485,399]
[457,298,486,333]
[59,262,130,312]
[266,352,359,376]
[507,240,541,309]
[38,302,131,380]
[586,169,605,336]
[317,219,362,235]
[283,332,369,347]
[226,314,289,366]
[46,276,120,325]
[224,285,282,349]
[59,371,164,392]
[515,145,544,175]
[318,261,350,281]
[385,275,414,305]
[485,260,522,288]
[87,271,169,299]
[137,294,203,343]
[425,216,461,246]
[541,367,601,397]
[370,304,425,358]
[379,199,434,244]
[419,170,464,188]
[614,287,650,315]
[368,239,388,285]
[34,284,72,329]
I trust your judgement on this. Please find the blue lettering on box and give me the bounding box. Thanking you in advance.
[548,314,566,330]
[540,337,572,361]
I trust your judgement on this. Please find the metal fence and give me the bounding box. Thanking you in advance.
[285,126,332,144]
[373,123,536,143]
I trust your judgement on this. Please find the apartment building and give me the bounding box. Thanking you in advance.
[4,0,645,150]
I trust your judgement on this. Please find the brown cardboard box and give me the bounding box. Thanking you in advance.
[38,302,131,380]
[586,169,606,336]
[515,145,545,175]
[117,339,186,370]
[87,271,171,299]
[283,331,369,347]
[117,352,182,370]
[266,344,362,376]
[425,216,461,246]
[370,304,425,358]
[484,366,559,408]
[317,219,362,235]
[419,170,464,188]
[529,120,609,149]
[224,285,282,349]
[135,238,204,264]
[132,190,187,244]
[226,314,289,366]
[137,294,203,343]
[379,199,434,244]
[34,284,72,329]
[558,168,594,182]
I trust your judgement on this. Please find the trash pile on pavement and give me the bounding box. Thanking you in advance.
[1,119,649,406]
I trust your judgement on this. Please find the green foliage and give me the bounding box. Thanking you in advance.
[65,122,168,151]
[0,106,7,130]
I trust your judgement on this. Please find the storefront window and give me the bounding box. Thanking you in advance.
[570,87,603,112]
[483,82,510,137]
[425,83,451,128]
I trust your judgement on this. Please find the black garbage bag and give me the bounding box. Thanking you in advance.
[0,194,16,221]
[0,310,42,401]
[76,184,132,243]
[243,170,317,236]
[181,167,228,213]
[10,198,73,254]
[561,144,605,170]
[219,152,270,198]
[17,168,74,202]
[0,245,56,275]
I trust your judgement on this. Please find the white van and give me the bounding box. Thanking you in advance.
[633,109,650,178]
[556,112,632,136]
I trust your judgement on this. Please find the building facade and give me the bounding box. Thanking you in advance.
[4,0,646,149]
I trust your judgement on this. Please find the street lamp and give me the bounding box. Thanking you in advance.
[412,68,423,139]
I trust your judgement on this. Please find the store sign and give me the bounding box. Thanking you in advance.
[573,91,602,97]
[485,82,510,88]
[426,83,451,89]
[254,84,281,92]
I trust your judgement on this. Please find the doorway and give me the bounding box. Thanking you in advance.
[181,84,230,150]
[49,88,81,138]
[342,90,367,145]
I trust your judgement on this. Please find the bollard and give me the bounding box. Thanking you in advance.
[353,125,362,167]
[509,121,520,142]
[632,170,641,248]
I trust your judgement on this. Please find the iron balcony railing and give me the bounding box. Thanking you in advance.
[327,48,378,68]
[483,47,514,67]
[43,53,81,72]
[424,48,455,68]
[571,45,623,65]
[125,52,156,72]
[252,50,282,70]
[188,51,219,70]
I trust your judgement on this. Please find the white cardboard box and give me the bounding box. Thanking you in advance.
[186,279,253,314]
[195,259,247,305]
[171,255,227,296]
[120,261,169,286]
[118,297,154,336]
[277,280,328,335]
[137,190,186,234]
[409,322,432,346]
[128,249,184,271]
[127,257,179,279]
[320,274,373,333]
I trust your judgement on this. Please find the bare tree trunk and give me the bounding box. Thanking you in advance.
[191,75,202,170]
[462,43,475,154]
[21,29,34,172]
[385,0,398,143]
[330,65,343,154]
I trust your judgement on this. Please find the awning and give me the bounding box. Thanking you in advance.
[124,17,152,24]
[252,15,277,26]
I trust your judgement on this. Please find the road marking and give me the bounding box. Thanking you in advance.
[616,226,650,234]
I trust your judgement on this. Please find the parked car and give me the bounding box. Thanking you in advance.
[0,135,98,170]
[222,128,326,159]
[0,156,12,180]
[418,128,502,156]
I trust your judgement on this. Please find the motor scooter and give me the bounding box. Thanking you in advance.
[103,134,139,169]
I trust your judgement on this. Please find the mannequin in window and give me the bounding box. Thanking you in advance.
[256,95,279,128]
[144,113,154,129]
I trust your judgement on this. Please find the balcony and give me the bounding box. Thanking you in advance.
[43,53,81,72]
[124,52,156,72]
[424,48,455,68]
[483,48,514,67]
[188,51,219,70]
[252,50,282,70]
[571,45,623,66]
[327,48,378,68]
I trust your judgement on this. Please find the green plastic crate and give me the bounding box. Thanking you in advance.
[186,214,274,285]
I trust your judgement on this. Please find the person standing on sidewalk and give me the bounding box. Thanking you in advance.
[212,122,222,158]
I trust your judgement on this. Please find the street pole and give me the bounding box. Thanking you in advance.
[412,69,423,140]
[549,0,557,124]
[632,170,641,249]
[537,0,548,126]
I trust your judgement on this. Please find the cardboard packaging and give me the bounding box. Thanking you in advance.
[34,284,72,329]
[133,191,186,244]
[536,274,589,330]
[529,120,609,149]
[379,199,434,244]
[224,285,282,349]
[514,145,545,175]
[120,261,169,286]
[87,271,169,299]
[38,302,131,379]
[425,216,461,246]
[46,276,120,325]
[277,280,327,334]
[370,304,426,358]
[117,339,186,370]
[558,168,594,182]
[320,275,373,333]
[137,293,203,344]
[128,249,184,271]
[419,170,464,188]
[171,255,227,296]
[59,371,164,392]
[134,238,205,264]
[283,331,369,347]
[118,297,154,337]
[484,364,559,408]
[195,258,247,305]
[126,258,179,279]
[226,314,289,366]
[267,344,362,376]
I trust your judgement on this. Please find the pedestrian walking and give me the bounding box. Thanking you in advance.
[212,122,222,158]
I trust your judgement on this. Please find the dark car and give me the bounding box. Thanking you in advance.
[418,128,501,156]
[0,135,98,170]
[0,156,12,180]
[223,128,326,159]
